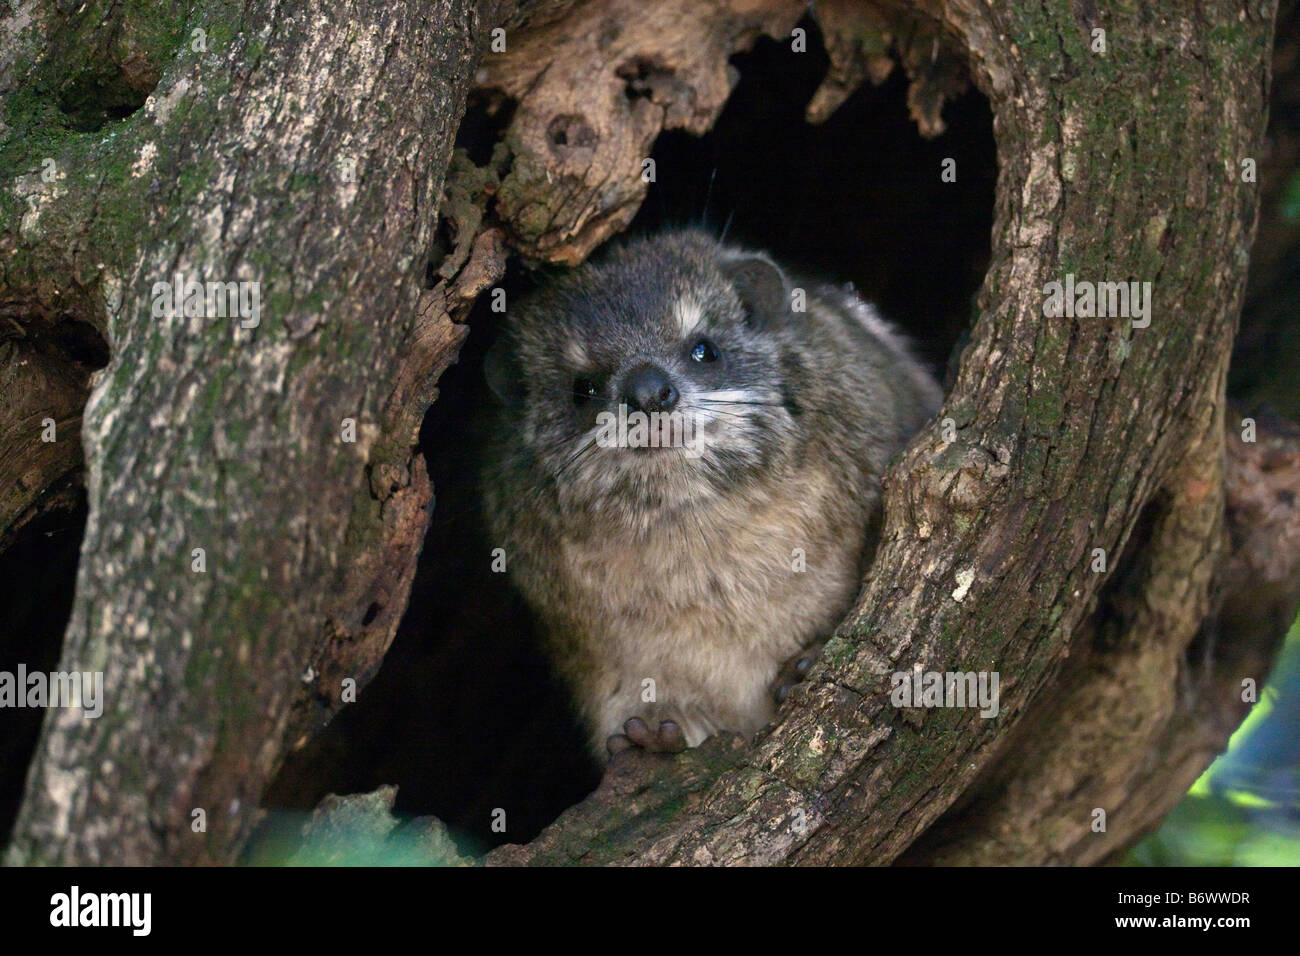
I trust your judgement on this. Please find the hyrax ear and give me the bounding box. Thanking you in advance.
[483,336,526,409]
[720,251,790,325]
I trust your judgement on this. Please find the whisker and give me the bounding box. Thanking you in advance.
[553,436,600,483]
[696,399,784,408]
[691,408,749,426]
[695,389,783,402]
[718,209,735,245]
[703,166,717,229]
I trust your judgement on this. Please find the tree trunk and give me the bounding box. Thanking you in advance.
[2,0,1293,866]
[2,0,513,865]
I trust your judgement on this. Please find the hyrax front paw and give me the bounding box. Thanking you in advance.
[606,717,687,757]
[771,641,825,704]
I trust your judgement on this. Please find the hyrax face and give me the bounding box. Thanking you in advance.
[486,231,800,521]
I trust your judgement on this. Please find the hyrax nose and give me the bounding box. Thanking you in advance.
[621,363,679,414]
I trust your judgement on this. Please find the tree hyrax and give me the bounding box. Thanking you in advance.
[482,229,942,759]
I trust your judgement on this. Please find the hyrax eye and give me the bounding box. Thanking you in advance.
[690,339,720,363]
[572,377,600,405]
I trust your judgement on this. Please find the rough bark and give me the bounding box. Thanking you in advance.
[3,0,512,865]
[902,411,1300,864]
[1,0,1290,868]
